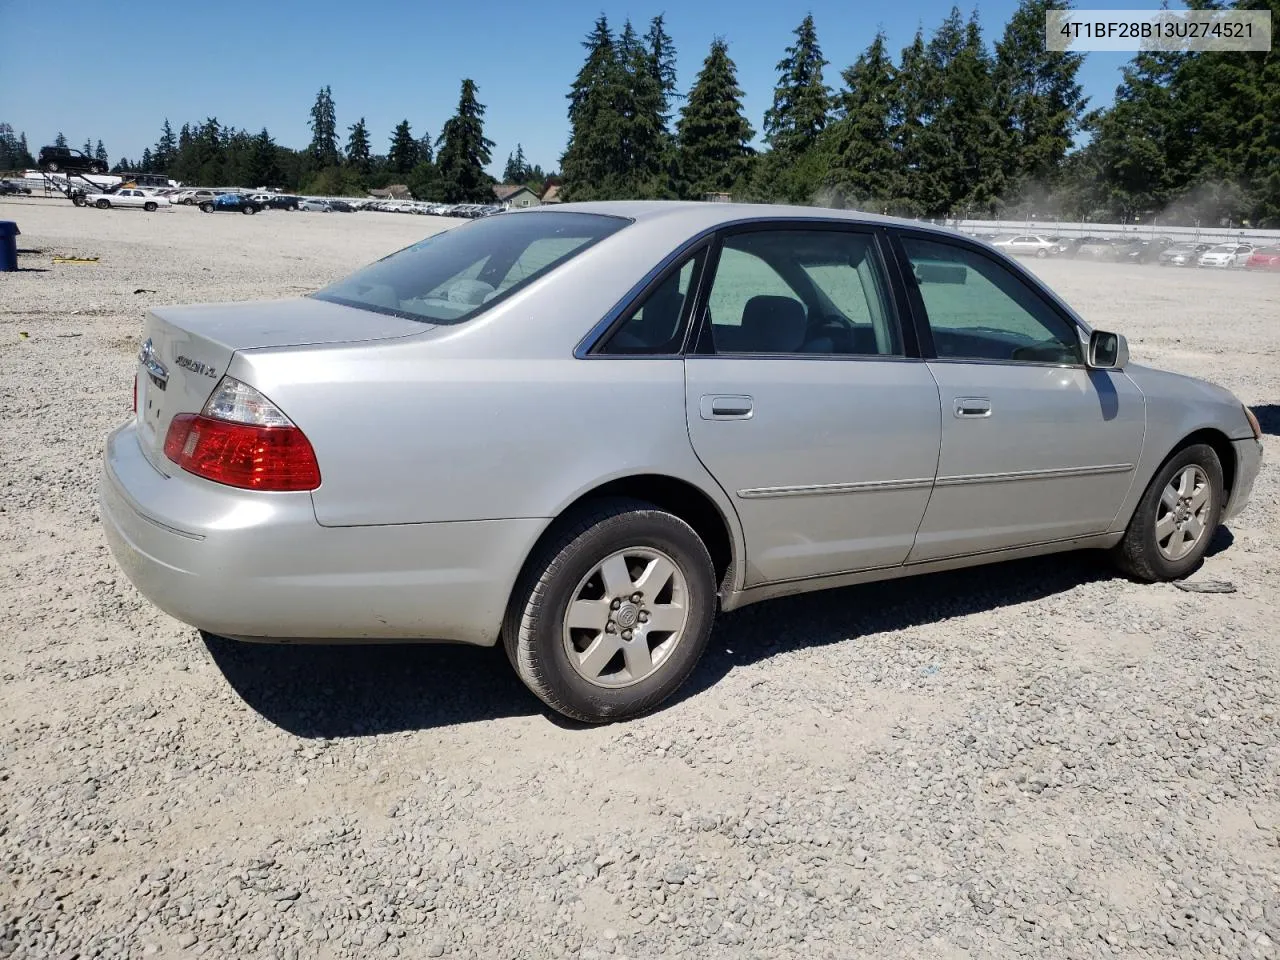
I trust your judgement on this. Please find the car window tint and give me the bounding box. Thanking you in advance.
[600,253,703,355]
[314,212,628,324]
[706,230,900,356]
[902,235,1083,365]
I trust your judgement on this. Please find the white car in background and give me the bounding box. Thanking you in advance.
[990,234,1059,259]
[1198,243,1254,268]
[86,188,170,212]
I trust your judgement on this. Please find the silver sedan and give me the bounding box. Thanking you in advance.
[100,202,1265,723]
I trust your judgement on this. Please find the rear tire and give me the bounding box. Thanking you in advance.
[200,202,214,213]
[241,205,257,215]
[1112,443,1224,583]
[47,162,60,173]
[1036,248,1047,258]
[503,497,717,724]
[144,201,157,212]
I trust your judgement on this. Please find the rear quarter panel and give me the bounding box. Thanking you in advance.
[228,220,745,539]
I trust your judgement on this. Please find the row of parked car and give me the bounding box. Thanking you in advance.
[363,200,506,218]
[975,232,1280,269]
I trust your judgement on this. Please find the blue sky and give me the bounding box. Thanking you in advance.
[0,0,1134,175]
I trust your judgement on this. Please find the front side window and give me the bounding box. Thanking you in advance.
[703,229,900,356]
[901,235,1083,365]
[317,211,629,324]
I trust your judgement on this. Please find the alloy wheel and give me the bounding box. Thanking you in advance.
[1155,465,1212,561]
[562,547,690,689]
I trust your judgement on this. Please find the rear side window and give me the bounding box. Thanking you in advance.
[316,211,629,325]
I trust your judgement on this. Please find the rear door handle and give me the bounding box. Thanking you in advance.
[954,397,992,418]
[700,395,754,420]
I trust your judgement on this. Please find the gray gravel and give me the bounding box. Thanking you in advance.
[1,197,1278,959]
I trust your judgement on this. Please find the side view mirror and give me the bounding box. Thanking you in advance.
[1088,330,1129,370]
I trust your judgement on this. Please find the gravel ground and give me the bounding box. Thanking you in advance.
[1,197,1278,960]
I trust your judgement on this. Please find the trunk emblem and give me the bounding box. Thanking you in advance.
[138,338,169,390]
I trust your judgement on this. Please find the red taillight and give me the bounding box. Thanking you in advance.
[163,413,321,491]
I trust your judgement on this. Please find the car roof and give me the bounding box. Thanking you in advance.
[528,200,967,242]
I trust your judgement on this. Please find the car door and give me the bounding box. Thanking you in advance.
[893,230,1146,562]
[679,224,942,586]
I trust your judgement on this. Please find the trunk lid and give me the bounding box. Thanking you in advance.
[133,297,427,474]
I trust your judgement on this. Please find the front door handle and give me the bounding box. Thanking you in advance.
[700,395,754,420]
[954,397,992,418]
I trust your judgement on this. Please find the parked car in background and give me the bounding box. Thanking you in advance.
[99,202,1263,724]
[298,199,332,212]
[990,234,1058,258]
[172,189,221,206]
[1074,238,1123,261]
[0,179,33,195]
[1244,247,1280,271]
[199,193,261,215]
[1123,237,1173,264]
[1198,243,1254,268]
[87,188,170,212]
[326,199,356,212]
[251,194,301,211]
[1158,242,1212,266]
[38,145,108,175]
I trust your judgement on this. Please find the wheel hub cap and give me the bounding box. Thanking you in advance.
[615,603,640,629]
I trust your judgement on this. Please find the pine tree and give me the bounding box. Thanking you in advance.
[1090,50,1188,220]
[756,14,831,202]
[54,132,68,148]
[416,132,434,166]
[893,28,937,216]
[387,120,418,175]
[247,129,280,186]
[561,15,628,199]
[822,32,902,211]
[346,118,372,173]
[676,38,756,198]
[94,140,108,165]
[436,79,495,203]
[993,0,1088,194]
[82,140,93,157]
[620,18,667,196]
[18,132,34,167]
[904,8,1006,217]
[153,120,177,172]
[763,14,831,154]
[308,86,339,167]
[503,143,530,183]
[140,147,154,172]
[646,14,680,129]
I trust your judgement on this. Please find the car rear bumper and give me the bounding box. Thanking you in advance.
[99,422,542,646]
[1225,438,1263,522]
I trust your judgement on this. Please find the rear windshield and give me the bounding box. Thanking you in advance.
[313,211,629,324]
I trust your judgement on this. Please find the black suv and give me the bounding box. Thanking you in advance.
[38,146,108,175]
[0,179,33,196]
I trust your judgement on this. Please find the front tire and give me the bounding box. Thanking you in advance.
[95,199,110,209]
[1112,443,1224,582]
[503,498,717,723]
[1036,248,1047,258]
[241,205,257,215]
[144,201,157,212]
[200,202,214,213]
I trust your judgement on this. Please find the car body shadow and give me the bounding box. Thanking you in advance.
[1250,404,1279,436]
[207,531,1242,736]
[203,634,538,738]
[672,551,1118,707]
